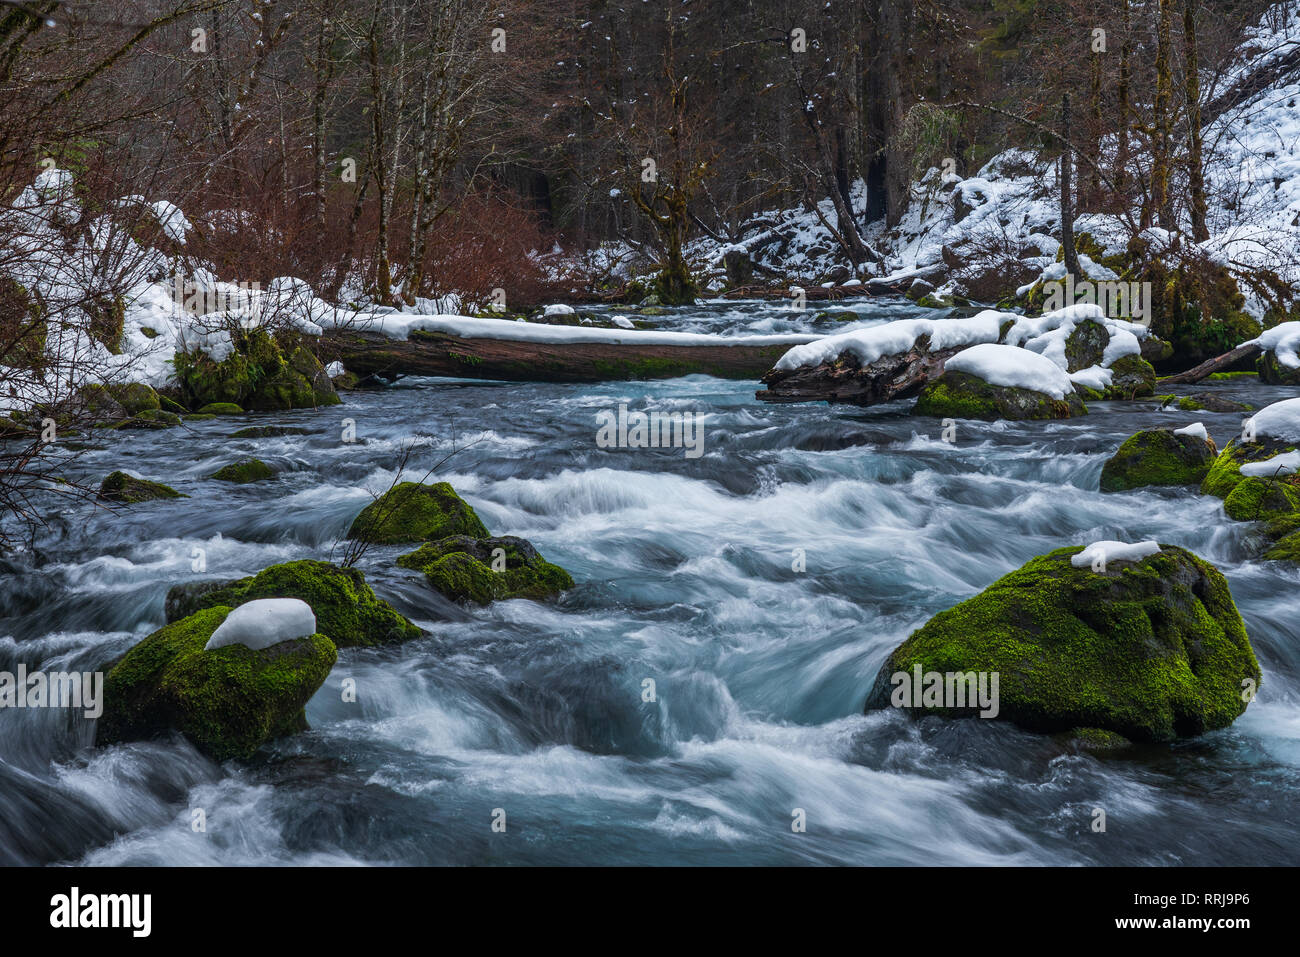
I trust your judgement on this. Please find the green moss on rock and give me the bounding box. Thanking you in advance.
[96,606,337,762]
[98,471,186,504]
[1222,476,1300,522]
[196,402,245,415]
[174,328,338,413]
[347,481,490,545]
[863,545,1260,742]
[211,458,275,483]
[164,559,420,648]
[1102,354,1157,398]
[914,370,1086,421]
[396,535,574,604]
[1100,429,1215,492]
[1257,351,1300,385]
[1064,319,1108,372]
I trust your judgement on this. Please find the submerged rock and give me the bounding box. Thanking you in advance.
[97,606,337,761]
[165,559,420,647]
[863,544,1260,742]
[1100,428,1216,492]
[98,471,186,504]
[211,458,275,483]
[914,370,1086,421]
[347,481,489,545]
[397,535,575,605]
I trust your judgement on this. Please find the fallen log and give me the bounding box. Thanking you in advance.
[318,328,812,383]
[1158,342,1261,384]
[757,341,966,405]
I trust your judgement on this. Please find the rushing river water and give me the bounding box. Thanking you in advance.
[1,297,1298,866]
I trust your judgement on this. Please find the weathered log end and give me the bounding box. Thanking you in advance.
[756,342,965,405]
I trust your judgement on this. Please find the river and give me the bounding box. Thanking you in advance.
[1,296,1297,866]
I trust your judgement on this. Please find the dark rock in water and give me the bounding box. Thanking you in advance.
[347,481,489,545]
[1184,392,1252,413]
[165,579,238,622]
[98,471,186,504]
[1140,336,1174,364]
[1100,428,1216,492]
[397,534,575,605]
[97,606,337,762]
[863,544,1260,743]
[1257,351,1300,385]
[165,559,421,647]
[914,370,1086,421]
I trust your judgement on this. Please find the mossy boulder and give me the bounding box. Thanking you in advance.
[98,471,186,504]
[863,545,1260,742]
[196,402,245,415]
[1064,319,1108,372]
[82,382,160,420]
[914,370,1086,421]
[174,328,339,413]
[1222,476,1300,523]
[1099,429,1215,492]
[1256,351,1300,386]
[96,606,337,762]
[396,535,574,605]
[211,458,275,483]
[1200,436,1300,526]
[164,560,420,647]
[1101,354,1157,398]
[117,408,183,430]
[347,481,489,545]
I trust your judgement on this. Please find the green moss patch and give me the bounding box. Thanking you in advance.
[165,560,420,648]
[397,535,574,605]
[196,402,245,415]
[347,481,490,545]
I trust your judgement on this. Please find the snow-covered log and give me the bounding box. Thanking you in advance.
[318,328,811,383]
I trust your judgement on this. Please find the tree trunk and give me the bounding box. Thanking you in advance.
[318,329,806,383]
[1150,0,1175,231]
[1060,94,1081,278]
[1184,0,1210,242]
